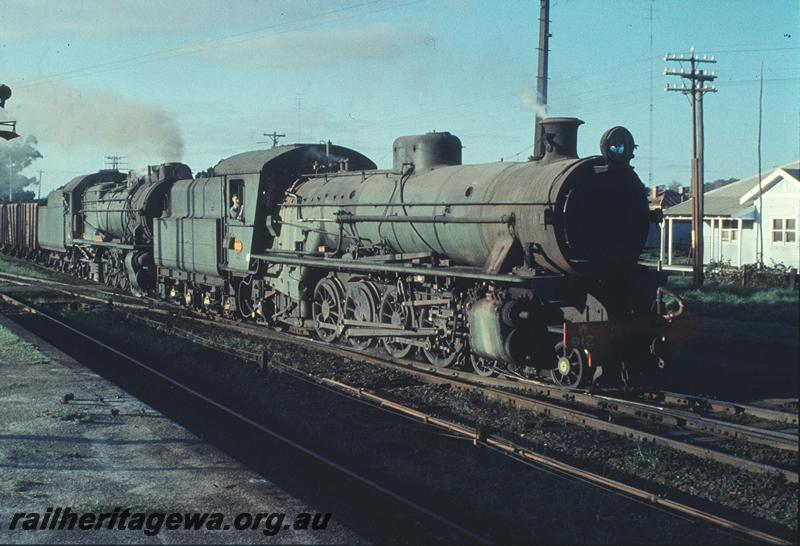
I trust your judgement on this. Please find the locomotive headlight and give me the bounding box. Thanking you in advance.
[233,239,244,254]
[599,126,635,166]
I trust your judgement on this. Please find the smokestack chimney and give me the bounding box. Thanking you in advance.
[651,186,658,201]
[540,117,583,161]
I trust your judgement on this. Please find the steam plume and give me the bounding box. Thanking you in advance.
[518,89,548,119]
[14,82,184,160]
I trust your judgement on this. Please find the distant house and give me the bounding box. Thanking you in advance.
[650,188,686,210]
[644,187,688,248]
[660,161,799,268]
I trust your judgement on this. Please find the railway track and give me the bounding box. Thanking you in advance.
[0,286,794,545]
[1,267,797,483]
[641,390,798,426]
[0,289,490,545]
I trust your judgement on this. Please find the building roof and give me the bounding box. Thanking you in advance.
[664,160,800,217]
[650,189,684,209]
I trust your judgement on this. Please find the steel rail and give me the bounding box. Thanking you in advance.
[0,271,148,311]
[593,394,797,450]
[0,293,491,546]
[476,369,797,452]
[339,360,800,482]
[0,270,79,287]
[645,391,799,426]
[477,370,798,451]
[321,378,792,546]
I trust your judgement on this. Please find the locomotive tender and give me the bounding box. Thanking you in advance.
[1,118,696,388]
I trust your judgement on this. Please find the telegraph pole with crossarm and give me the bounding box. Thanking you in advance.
[260,132,286,148]
[664,48,717,287]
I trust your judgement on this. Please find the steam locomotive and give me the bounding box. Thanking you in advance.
[0,118,697,388]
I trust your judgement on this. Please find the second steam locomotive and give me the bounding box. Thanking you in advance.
[1,118,696,388]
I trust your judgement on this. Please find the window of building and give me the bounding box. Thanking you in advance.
[771,218,797,244]
[721,219,738,243]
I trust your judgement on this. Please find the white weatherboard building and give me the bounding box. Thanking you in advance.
[661,161,799,269]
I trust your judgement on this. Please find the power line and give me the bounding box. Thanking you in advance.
[16,0,424,89]
[721,76,799,86]
[702,45,799,54]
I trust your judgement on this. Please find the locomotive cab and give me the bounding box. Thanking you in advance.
[153,143,375,316]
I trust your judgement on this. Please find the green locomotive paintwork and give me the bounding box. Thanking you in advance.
[155,177,224,277]
[153,144,376,287]
[37,171,127,252]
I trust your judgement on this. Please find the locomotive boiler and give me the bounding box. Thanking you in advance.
[286,118,649,277]
[37,163,191,292]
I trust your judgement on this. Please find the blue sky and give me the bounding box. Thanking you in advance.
[1,0,798,194]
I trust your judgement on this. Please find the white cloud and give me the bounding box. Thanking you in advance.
[1,0,199,38]
[0,1,402,40]
[197,23,424,67]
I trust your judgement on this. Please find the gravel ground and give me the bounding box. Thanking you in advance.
[24,303,794,543]
[0,316,365,545]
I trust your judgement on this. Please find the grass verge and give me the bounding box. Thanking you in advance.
[667,277,798,347]
[0,324,49,365]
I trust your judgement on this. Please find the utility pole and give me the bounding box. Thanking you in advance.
[757,62,764,267]
[260,132,285,148]
[104,155,127,170]
[7,164,12,202]
[648,1,654,186]
[533,0,550,158]
[665,48,717,287]
[38,170,43,200]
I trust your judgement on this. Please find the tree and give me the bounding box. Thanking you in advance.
[0,135,43,202]
[704,177,738,192]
